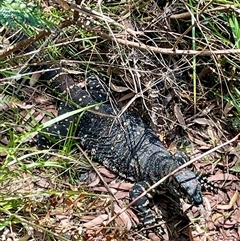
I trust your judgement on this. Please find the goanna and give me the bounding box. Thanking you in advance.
[38,70,203,233]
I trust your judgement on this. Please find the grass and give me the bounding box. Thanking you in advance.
[1,0,240,240]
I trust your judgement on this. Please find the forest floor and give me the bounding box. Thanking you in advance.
[0,1,240,240]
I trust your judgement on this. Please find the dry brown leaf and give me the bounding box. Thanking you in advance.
[228,143,240,159]
[0,94,22,111]
[114,190,129,200]
[50,194,64,207]
[126,208,139,224]
[217,190,239,210]
[21,109,35,122]
[224,218,237,228]
[88,176,100,187]
[82,214,109,228]
[56,0,70,10]
[114,204,132,230]
[92,186,117,195]
[98,167,116,178]
[34,112,46,122]
[223,102,234,116]
[187,225,195,241]
[109,182,133,190]
[18,234,31,241]
[207,127,215,142]
[0,151,7,156]
[30,72,42,86]
[212,212,224,222]
[81,215,97,221]
[110,82,130,93]
[65,197,74,206]
[208,173,239,182]
[35,95,52,104]
[15,103,35,109]
[174,104,186,128]
[118,92,135,102]
[192,118,213,125]
[236,208,240,221]
[148,232,162,241]
[20,109,45,132]
[187,132,212,147]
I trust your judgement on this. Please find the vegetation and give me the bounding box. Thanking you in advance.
[0,0,240,240]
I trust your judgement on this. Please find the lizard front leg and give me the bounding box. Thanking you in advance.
[129,181,164,235]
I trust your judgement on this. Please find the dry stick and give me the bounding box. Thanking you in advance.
[93,133,239,235]
[120,0,147,18]
[170,5,237,20]
[172,0,215,51]
[0,20,73,61]
[69,3,240,56]
[0,207,69,241]
[0,30,51,60]
[76,144,121,204]
[69,3,142,37]
[74,21,240,56]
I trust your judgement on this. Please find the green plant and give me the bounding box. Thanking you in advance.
[222,86,240,114]
[0,0,48,29]
[228,12,240,49]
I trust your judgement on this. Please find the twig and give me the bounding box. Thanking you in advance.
[0,30,50,60]
[170,5,236,20]
[0,207,69,241]
[172,0,215,51]
[76,144,120,204]
[74,20,240,56]
[67,3,240,56]
[0,20,73,61]
[69,3,143,37]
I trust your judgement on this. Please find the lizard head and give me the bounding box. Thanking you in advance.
[170,169,203,205]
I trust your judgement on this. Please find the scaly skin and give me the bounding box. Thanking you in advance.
[38,71,202,234]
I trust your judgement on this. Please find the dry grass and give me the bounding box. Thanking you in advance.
[0,0,240,240]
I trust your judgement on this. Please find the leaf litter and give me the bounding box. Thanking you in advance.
[1,1,240,241]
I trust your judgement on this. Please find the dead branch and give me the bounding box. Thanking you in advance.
[0,30,51,61]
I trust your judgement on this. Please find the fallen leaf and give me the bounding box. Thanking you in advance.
[18,234,31,241]
[212,212,224,222]
[16,103,35,109]
[208,173,239,182]
[109,182,133,190]
[217,190,239,210]
[148,232,162,241]
[187,132,212,147]
[110,82,129,92]
[174,104,186,128]
[224,218,237,228]
[223,102,234,116]
[30,72,42,86]
[114,204,132,230]
[114,190,129,200]
[92,186,117,195]
[98,167,116,178]
[88,176,100,187]
[192,118,213,125]
[118,92,135,102]
[82,214,109,228]
[56,0,70,10]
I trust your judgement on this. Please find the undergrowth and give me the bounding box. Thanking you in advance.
[0,0,240,240]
